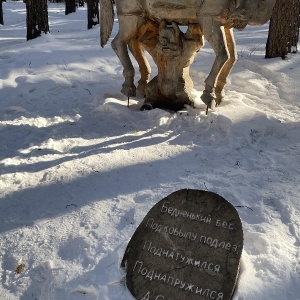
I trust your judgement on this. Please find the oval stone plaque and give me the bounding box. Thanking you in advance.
[121,189,243,300]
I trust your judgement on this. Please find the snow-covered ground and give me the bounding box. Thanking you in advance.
[0,2,300,299]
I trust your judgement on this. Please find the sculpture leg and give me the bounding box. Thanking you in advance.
[215,27,237,105]
[200,19,230,109]
[128,38,151,97]
[111,15,144,97]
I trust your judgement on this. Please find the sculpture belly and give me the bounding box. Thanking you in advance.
[145,0,202,23]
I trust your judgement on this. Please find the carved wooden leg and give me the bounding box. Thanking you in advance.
[111,15,143,97]
[128,38,151,97]
[215,27,237,105]
[200,19,229,109]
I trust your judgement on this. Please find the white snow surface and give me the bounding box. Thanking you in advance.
[0,2,300,300]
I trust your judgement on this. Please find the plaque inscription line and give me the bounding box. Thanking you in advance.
[133,261,224,300]
[143,240,221,273]
[146,218,241,254]
[161,202,235,230]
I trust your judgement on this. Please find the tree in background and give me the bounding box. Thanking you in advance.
[26,0,49,40]
[0,0,3,25]
[291,0,300,53]
[266,0,300,58]
[65,0,76,15]
[87,0,99,29]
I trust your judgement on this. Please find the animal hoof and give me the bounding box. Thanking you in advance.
[137,81,147,97]
[121,83,136,97]
[201,90,216,109]
[215,96,224,107]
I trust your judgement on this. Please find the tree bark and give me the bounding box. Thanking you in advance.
[266,0,300,58]
[65,0,76,15]
[291,0,300,52]
[0,0,4,26]
[87,0,99,29]
[26,0,49,41]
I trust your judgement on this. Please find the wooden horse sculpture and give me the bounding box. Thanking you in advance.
[100,0,276,109]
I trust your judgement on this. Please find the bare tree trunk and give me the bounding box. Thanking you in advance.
[65,0,76,15]
[26,0,49,41]
[291,0,300,52]
[0,0,4,25]
[87,0,99,29]
[266,0,300,58]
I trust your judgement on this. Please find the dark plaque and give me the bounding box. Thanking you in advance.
[121,189,243,300]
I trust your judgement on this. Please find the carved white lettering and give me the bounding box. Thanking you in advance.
[218,241,225,249]
[225,243,231,250]
[185,231,191,239]
[211,239,218,249]
[168,227,175,234]
[133,261,143,273]
[143,243,221,273]
[150,246,156,254]
[146,218,154,228]
[155,225,162,233]
[216,219,234,230]
[214,265,221,273]
[160,274,167,283]
[154,248,162,256]
[160,203,212,225]
[191,232,197,240]
[143,240,151,250]
[202,289,210,297]
[141,291,150,300]
[141,267,148,276]
[194,260,201,267]
[154,272,161,280]
[136,262,223,298]
[146,270,154,280]
[200,215,207,222]
[174,278,181,286]
[161,202,169,213]
[185,283,194,292]
[180,281,186,289]
[200,235,207,243]
[206,237,213,245]
[167,276,174,285]
[206,217,212,224]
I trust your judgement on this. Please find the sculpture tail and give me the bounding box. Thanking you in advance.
[100,0,114,48]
